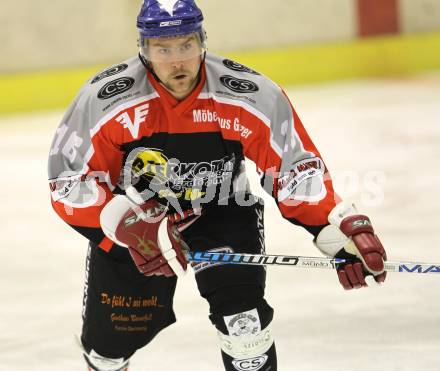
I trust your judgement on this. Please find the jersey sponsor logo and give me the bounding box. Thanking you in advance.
[220,75,259,94]
[156,188,206,201]
[132,149,170,185]
[193,109,231,129]
[277,157,325,201]
[223,59,260,75]
[49,174,83,201]
[91,63,128,84]
[131,149,235,188]
[215,90,257,105]
[97,77,135,100]
[192,109,253,139]
[127,149,236,207]
[115,103,149,139]
[232,355,269,371]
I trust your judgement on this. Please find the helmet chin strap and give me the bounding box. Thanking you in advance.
[138,52,163,83]
[138,51,207,87]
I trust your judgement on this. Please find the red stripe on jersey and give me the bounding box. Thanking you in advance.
[51,183,114,228]
[278,196,337,226]
[99,237,114,252]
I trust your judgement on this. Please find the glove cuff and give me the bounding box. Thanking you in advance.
[328,201,358,227]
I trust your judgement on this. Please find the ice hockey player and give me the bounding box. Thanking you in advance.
[48,0,387,370]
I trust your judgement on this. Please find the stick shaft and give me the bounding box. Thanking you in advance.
[186,251,440,274]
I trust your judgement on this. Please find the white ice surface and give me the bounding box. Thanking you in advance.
[1,74,440,370]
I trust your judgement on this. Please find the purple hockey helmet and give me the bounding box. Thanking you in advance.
[137,0,207,63]
[137,0,204,38]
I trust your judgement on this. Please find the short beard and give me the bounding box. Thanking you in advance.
[164,74,198,94]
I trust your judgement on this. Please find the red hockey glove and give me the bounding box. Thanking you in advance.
[100,195,188,277]
[316,202,387,290]
[336,215,387,289]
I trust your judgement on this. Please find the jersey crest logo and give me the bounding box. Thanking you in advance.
[116,103,150,139]
[157,0,179,16]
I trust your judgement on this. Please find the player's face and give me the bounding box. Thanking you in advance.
[148,34,203,100]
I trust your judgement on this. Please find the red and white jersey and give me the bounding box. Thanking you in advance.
[48,53,339,251]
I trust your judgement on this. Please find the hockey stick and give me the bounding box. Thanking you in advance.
[186,251,440,274]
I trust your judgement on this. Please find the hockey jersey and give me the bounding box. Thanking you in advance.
[48,53,339,251]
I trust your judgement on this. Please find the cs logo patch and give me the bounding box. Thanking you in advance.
[97,77,135,100]
[232,355,269,371]
[220,75,259,94]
